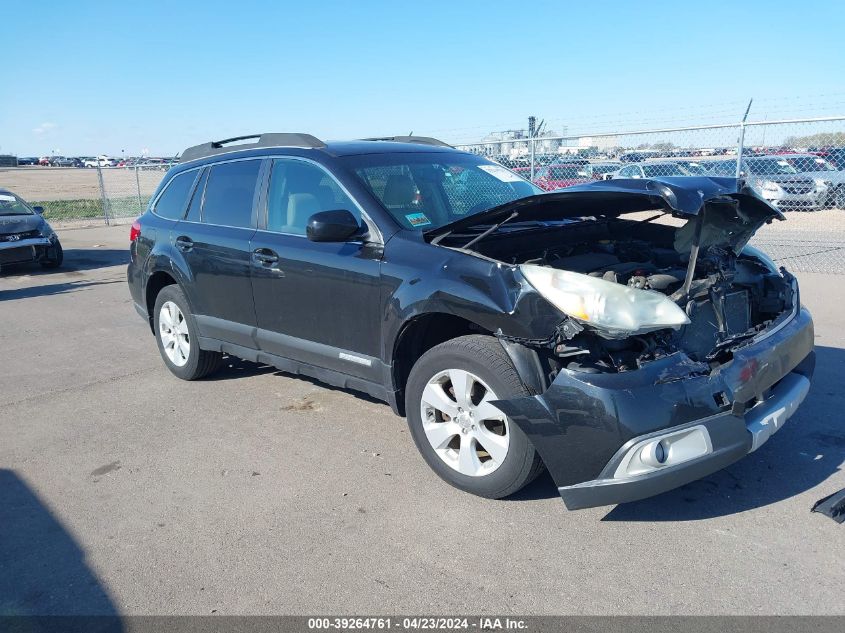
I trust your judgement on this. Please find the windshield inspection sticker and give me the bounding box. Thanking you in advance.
[478,164,524,182]
[405,212,432,227]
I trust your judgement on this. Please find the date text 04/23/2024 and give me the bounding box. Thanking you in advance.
[307,617,528,630]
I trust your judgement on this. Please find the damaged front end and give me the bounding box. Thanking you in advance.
[429,177,815,509]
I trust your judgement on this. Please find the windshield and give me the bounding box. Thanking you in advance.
[745,158,798,175]
[676,161,707,175]
[784,156,836,172]
[539,165,588,180]
[642,163,686,177]
[589,164,620,176]
[0,193,34,216]
[701,160,737,176]
[347,153,540,231]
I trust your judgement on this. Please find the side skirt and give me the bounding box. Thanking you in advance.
[197,336,393,406]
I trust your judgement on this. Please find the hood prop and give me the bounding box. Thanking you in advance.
[675,208,705,303]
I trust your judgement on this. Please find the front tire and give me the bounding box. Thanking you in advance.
[405,335,544,499]
[40,240,63,268]
[835,186,845,211]
[153,285,222,380]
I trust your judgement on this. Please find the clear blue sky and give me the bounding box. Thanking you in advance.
[2,0,843,156]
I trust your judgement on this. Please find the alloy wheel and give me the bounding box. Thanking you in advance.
[159,301,190,367]
[419,368,509,477]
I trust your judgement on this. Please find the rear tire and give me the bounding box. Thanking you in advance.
[153,285,222,380]
[405,335,544,499]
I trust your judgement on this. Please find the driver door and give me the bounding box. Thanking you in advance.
[249,158,384,381]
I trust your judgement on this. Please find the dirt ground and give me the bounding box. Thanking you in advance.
[0,166,165,201]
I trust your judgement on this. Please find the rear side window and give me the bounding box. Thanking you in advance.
[153,171,197,220]
[202,159,262,228]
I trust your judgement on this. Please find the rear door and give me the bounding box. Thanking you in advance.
[249,157,383,381]
[173,158,262,348]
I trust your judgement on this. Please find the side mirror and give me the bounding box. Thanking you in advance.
[33,206,44,214]
[306,209,362,243]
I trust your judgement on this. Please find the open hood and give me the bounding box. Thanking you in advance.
[426,177,784,245]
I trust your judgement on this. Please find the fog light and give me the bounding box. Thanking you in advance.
[640,440,668,468]
[613,425,713,479]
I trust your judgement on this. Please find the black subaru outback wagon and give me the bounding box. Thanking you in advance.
[128,133,814,509]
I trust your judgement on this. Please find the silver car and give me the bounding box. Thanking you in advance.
[741,156,825,211]
[779,153,845,209]
[695,157,824,211]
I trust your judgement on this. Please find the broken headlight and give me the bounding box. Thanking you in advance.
[519,264,691,337]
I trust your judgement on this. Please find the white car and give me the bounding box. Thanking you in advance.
[83,156,117,168]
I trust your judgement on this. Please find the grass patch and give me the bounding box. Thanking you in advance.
[34,196,150,221]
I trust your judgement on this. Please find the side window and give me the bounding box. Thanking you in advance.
[266,159,359,235]
[202,159,262,228]
[153,170,198,220]
[185,168,208,222]
[618,166,632,178]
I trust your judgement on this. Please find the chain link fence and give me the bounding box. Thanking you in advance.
[455,116,845,273]
[2,116,844,271]
[0,164,168,227]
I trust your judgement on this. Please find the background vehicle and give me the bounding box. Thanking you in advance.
[741,156,824,211]
[83,155,117,168]
[16,157,38,166]
[127,133,813,509]
[612,161,690,179]
[48,156,75,167]
[533,162,592,190]
[0,189,63,270]
[778,153,845,208]
[587,161,622,180]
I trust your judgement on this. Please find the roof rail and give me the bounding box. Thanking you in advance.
[180,133,326,162]
[362,136,453,148]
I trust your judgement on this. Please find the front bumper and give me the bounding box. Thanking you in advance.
[495,306,815,510]
[0,236,55,266]
[764,191,822,211]
[558,369,811,509]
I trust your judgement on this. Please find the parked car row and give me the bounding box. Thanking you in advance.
[12,156,179,169]
[504,149,845,211]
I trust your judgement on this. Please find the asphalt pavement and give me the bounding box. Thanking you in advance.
[1,225,843,615]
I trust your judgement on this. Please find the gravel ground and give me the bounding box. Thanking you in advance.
[0,225,843,616]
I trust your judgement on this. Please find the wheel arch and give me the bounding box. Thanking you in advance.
[144,269,180,332]
[391,312,493,416]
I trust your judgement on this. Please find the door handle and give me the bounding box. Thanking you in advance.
[175,236,194,251]
[252,248,279,265]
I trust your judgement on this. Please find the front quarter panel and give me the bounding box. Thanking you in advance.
[380,233,563,363]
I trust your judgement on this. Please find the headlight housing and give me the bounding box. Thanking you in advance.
[519,264,690,338]
[814,178,832,190]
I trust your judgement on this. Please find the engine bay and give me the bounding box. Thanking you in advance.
[463,215,795,373]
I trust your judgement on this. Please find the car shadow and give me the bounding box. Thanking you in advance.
[0,278,124,301]
[204,356,387,406]
[0,248,127,277]
[601,344,844,521]
[0,469,123,627]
